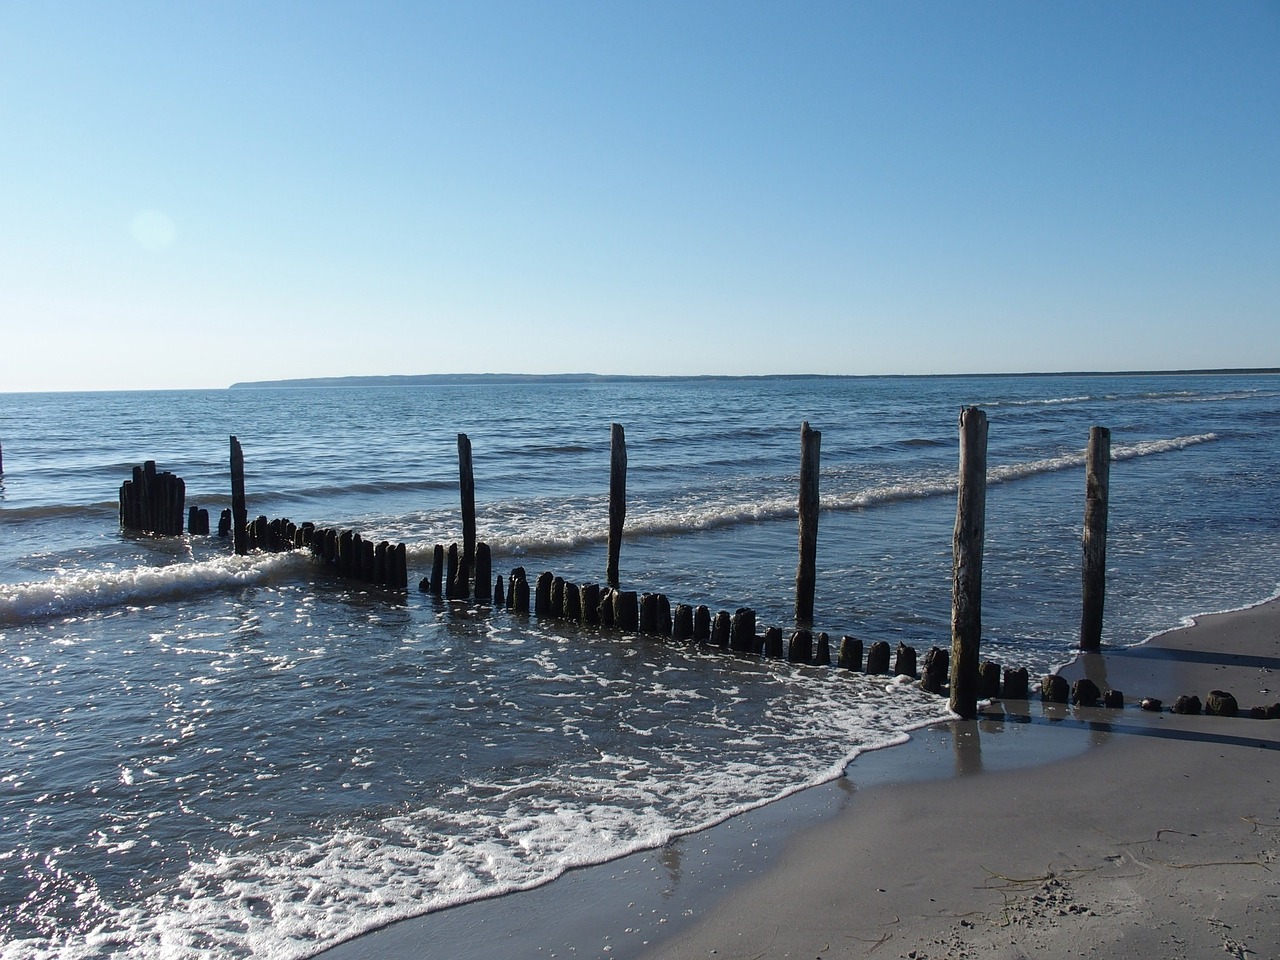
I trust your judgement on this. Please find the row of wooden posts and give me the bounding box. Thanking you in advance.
[116,414,1115,723]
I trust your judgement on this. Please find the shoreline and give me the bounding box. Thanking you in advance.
[316,597,1280,960]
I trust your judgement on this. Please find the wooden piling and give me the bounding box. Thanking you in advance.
[430,545,445,596]
[614,590,639,632]
[446,544,460,598]
[730,608,757,653]
[815,632,831,666]
[230,436,249,556]
[673,603,693,641]
[475,542,492,601]
[788,629,813,664]
[950,406,987,720]
[693,605,711,641]
[837,636,863,671]
[795,421,821,627]
[1080,425,1110,651]
[711,610,731,648]
[763,626,784,658]
[607,423,627,589]
[458,434,476,598]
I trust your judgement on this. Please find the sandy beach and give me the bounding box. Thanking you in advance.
[319,599,1280,960]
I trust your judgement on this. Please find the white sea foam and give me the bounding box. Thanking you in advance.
[0,553,308,626]
[0,665,947,960]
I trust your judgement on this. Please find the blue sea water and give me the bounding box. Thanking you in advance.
[1,373,1278,958]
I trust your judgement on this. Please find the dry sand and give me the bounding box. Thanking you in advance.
[318,600,1280,960]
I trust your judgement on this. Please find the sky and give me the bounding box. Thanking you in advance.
[1,1,1277,391]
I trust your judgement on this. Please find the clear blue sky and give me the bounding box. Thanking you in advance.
[2,1,1276,391]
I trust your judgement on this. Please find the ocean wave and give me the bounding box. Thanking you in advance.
[984,394,1094,408]
[0,553,309,626]
[438,433,1221,560]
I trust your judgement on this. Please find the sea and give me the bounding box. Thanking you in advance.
[2,372,1278,959]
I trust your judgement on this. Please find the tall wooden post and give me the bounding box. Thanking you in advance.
[950,407,987,720]
[458,433,476,598]
[795,421,821,626]
[1080,426,1111,651]
[230,436,248,556]
[606,423,626,588]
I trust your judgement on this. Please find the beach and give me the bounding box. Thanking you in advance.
[322,599,1280,960]
[4,376,1279,959]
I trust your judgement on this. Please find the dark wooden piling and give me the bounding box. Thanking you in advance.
[1040,674,1070,704]
[866,640,891,675]
[1080,425,1111,651]
[551,577,566,618]
[390,543,408,589]
[639,593,658,634]
[893,642,918,678]
[673,603,693,641]
[607,423,627,589]
[218,509,231,537]
[1002,666,1029,700]
[457,433,476,598]
[430,545,445,596]
[795,421,821,627]
[493,575,505,607]
[730,608,757,653]
[565,582,582,621]
[693,605,711,641]
[950,406,988,720]
[815,632,831,666]
[446,544,460,598]
[513,574,531,614]
[614,590,639,632]
[598,588,615,626]
[581,583,601,625]
[788,630,813,664]
[837,636,863,671]
[763,626,784,658]
[920,646,949,694]
[979,660,1002,700]
[475,542,492,601]
[710,610,731,648]
[656,594,672,637]
[120,461,185,536]
[230,437,249,555]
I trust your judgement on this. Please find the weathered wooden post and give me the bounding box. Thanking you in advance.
[1080,426,1110,651]
[458,434,476,599]
[607,423,627,589]
[950,406,988,720]
[230,436,248,555]
[795,421,821,627]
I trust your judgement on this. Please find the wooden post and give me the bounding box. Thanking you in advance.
[795,421,821,626]
[230,436,248,556]
[950,406,988,720]
[607,423,626,588]
[457,434,476,598]
[1080,426,1111,651]
[475,542,492,601]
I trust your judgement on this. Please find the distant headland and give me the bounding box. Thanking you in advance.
[227,369,1279,389]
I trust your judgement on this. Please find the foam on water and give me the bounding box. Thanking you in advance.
[0,642,949,960]
[0,553,307,626]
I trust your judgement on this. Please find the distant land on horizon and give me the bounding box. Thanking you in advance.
[227,369,1280,389]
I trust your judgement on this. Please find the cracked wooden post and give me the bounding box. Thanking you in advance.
[795,421,821,627]
[950,406,987,720]
[607,423,626,589]
[1080,426,1111,651]
[458,433,476,599]
[230,436,248,556]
